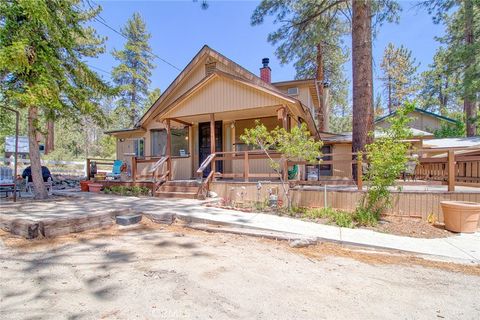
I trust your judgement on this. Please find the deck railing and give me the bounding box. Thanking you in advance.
[196,147,480,193]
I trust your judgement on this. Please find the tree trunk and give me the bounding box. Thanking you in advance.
[27,106,48,199]
[464,0,477,136]
[45,120,54,154]
[316,43,326,131]
[352,0,374,154]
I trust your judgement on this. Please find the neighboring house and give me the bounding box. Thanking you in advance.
[375,107,459,133]
[317,108,459,179]
[106,45,320,180]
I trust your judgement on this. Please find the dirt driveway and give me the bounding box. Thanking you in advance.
[1,221,479,320]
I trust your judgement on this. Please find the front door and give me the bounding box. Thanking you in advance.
[199,121,223,177]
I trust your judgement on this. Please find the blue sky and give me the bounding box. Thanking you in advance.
[88,0,446,103]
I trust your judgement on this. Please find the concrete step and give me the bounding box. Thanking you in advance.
[158,185,199,193]
[164,180,200,187]
[155,191,198,199]
[116,214,142,226]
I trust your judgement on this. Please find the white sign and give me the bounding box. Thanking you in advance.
[5,136,30,153]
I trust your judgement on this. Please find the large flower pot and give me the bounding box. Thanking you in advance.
[88,183,103,193]
[441,201,480,233]
[80,180,93,192]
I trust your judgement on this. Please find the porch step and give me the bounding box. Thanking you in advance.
[158,185,200,193]
[163,180,200,187]
[155,180,201,199]
[155,191,198,199]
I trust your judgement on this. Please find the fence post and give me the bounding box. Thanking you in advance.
[448,150,455,192]
[357,156,363,191]
[244,151,249,182]
[86,158,90,180]
[131,156,137,182]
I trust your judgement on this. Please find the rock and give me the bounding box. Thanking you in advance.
[208,191,218,198]
[116,215,142,226]
[289,238,316,248]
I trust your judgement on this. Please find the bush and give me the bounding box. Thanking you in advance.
[103,185,150,196]
[353,207,378,227]
[303,207,354,228]
[333,211,354,228]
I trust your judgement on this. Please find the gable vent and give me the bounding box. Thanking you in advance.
[205,61,217,76]
[287,87,299,96]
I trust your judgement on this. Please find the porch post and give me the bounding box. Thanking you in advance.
[356,156,363,191]
[210,113,216,174]
[448,150,455,192]
[277,106,288,130]
[166,119,172,180]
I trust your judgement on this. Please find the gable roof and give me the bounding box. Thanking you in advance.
[375,107,459,124]
[137,45,287,127]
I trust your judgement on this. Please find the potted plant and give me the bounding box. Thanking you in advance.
[88,183,103,193]
[80,180,93,192]
[441,201,480,233]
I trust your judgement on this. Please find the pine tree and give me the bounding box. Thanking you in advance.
[0,0,112,199]
[422,0,479,136]
[251,0,350,133]
[379,43,420,113]
[112,13,155,128]
[418,47,462,115]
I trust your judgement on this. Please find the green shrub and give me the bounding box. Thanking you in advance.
[354,207,378,227]
[103,185,150,197]
[333,211,354,228]
[303,207,355,228]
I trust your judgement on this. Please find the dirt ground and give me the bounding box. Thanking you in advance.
[1,221,479,320]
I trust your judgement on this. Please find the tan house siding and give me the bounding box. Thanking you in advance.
[332,144,352,178]
[376,110,445,132]
[163,76,288,119]
[275,84,312,110]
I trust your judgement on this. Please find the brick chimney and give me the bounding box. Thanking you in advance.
[260,58,271,83]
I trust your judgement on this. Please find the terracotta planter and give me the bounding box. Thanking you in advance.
[88,183,103,193]
[80,180,93,192]
[441,201,480,233]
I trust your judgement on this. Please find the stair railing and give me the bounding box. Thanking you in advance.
[149,156,169,192]
[196,153,216,199]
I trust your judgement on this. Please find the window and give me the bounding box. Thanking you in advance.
[150,128,189,157]
[133,138,144,157]
[171,128,189,156]
[151,130,166,156]
[319,145,332,176]
[287,87,299,96]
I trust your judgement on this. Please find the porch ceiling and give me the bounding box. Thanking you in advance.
[161,105,282,124]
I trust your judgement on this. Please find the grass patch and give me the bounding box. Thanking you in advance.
[103,186,151,197]
[303,207,354,228]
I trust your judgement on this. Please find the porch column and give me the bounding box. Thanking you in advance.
[166,119,172,180]
[277,106,288,130]
[210,113,216,174]
[448,150,456,192]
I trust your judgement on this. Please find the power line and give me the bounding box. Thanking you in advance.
[91,14,182,72]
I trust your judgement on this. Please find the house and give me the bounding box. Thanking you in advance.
[106,45,321,182]
[375,107,460,133]
[319,108,460,179]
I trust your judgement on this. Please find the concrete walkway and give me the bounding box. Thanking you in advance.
[1,191,479,264]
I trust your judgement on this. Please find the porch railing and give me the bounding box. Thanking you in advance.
[196,147,480,193]
[131,155,170,182]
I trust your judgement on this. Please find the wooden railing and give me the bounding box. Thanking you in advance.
[415,152,480,188]
[86,158,116,179]
[196,147,480,192]
[196,154,216,199]
[132,155,170,182]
